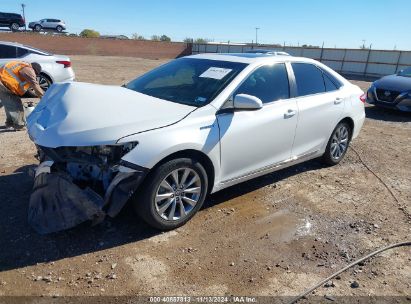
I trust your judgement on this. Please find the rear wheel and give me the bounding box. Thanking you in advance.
[134,158,208,230]
[25,74,52,97]
[10,23,19,32]
[322,121,351,165]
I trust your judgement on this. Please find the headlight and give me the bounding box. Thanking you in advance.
[41,142,138,165]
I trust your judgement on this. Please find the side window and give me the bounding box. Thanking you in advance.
[322,69,343,91]
[235,64,290,103]
[16,47,29,58]
[0,45,17,58]
[292,63,325,97]
[323,73,338,91]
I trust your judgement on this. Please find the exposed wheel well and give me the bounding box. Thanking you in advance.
[39,72,53,83]
[151,150,215,194]
[339,117,354,139]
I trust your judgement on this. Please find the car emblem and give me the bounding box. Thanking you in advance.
[384,91,391,97]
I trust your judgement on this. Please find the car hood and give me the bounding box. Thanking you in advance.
[27,82,195,148]
[374,74,411,91]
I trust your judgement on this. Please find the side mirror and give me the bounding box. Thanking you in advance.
[233,94,263,110]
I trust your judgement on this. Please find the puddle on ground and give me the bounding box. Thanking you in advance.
[254,209,313,242]
[212,188,314,243]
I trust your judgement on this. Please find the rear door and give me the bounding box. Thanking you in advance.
[217,63,298,182]
[290,62,345,157]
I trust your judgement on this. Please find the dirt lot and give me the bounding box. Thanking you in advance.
[0,55,410,299]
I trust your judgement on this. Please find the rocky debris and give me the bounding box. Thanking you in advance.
[324,281,336,288]
[106,273,117,280]
[183,247,198,253]
[229,262,235,266]
[218,208,235,215]
[111,263,117,270]
[350,281,360,288]
[324,295,336,302]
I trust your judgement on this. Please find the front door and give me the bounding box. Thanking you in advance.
[217,63,298,183]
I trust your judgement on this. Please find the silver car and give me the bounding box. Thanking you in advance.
[29,18,66,32]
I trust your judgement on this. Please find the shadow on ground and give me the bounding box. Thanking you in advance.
[365,105,411,123]
[0,159,323,272]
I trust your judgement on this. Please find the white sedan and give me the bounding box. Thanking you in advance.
[0,41,75,95]
[27,53,365,234]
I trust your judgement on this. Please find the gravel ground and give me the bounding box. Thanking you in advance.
[0,55,410,298]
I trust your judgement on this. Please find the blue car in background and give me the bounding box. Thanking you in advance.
[367,67,411,112]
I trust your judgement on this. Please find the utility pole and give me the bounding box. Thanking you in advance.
[255,27,260,45]
[21,3,26,31]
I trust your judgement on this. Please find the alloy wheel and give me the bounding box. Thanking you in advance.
[330,125,349,160]
[154,168,202,221]
[37,75,51,91]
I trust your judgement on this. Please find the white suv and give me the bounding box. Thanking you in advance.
[27,53,365,234]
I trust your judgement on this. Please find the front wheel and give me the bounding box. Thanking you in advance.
[134,158,208,230]
[10,23,20,32]
[322,121,351,165]
[34,24,41,32]
[56,25,63,32]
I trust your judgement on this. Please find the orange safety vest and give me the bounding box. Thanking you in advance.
[0,61,32,96]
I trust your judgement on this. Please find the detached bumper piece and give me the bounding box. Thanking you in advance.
[28,161,147,234]
[29,172,105,234]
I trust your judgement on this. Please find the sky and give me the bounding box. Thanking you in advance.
[1,0,410,50]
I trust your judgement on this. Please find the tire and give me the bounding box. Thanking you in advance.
[10,23,19,32]
[322,121,352,166]
[25,74,52,97]
[34,24,41,32]
[56,26,63,32]
[134,158,208,230]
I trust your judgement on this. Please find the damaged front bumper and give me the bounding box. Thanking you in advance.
[28,158,147,234]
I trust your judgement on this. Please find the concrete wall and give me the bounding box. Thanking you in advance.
[193,43,411,78]
[0,32,191,59]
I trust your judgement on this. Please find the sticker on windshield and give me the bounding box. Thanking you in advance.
[199,67,232,80]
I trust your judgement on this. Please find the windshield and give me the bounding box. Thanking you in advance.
[126,58,248,107]
[398,67,411,77]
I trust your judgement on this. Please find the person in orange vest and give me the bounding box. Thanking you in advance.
[0,61,44,131]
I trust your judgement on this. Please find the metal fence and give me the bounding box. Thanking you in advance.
[192,44,411,78]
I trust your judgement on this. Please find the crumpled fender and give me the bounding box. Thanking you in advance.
[28,162,147,234]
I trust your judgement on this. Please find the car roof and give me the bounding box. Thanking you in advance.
[0,41,52,55]
[187,53,315,64]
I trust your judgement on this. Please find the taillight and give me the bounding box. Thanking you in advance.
[56,60,71,68]
[359,93,366,103]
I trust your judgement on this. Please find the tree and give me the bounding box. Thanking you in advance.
[183,37,194,43]
[131,33,145,40]
[151,35,161,41]
[160,35,171,42]
[80,29,100,38]
[194,38,210,43]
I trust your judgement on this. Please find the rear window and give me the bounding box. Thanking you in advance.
[17,47,29,58]
[0,45,17,58]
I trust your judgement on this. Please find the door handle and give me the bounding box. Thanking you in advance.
[284,109,296,119]
[334,97,343,105]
